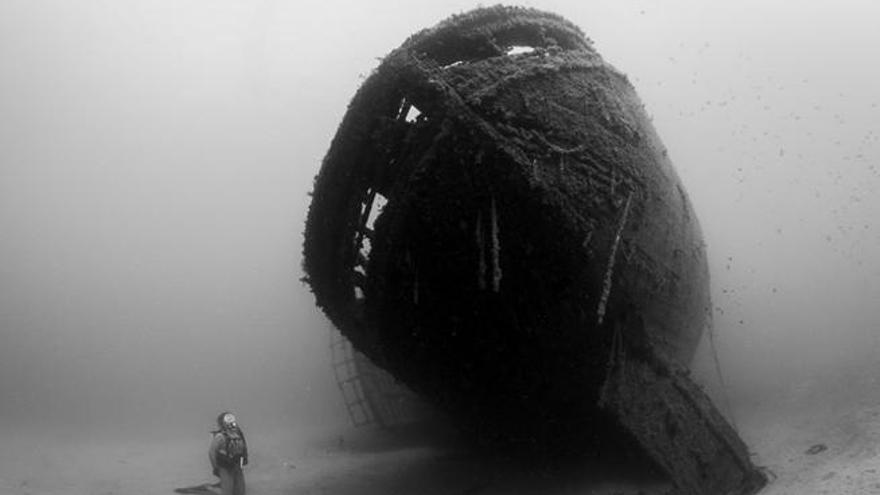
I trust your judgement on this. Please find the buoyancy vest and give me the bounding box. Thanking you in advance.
[217,427,246,467]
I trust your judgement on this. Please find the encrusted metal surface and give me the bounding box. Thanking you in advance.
[303,6,766,494]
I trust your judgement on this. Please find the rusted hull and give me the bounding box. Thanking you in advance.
[303,6,765,493]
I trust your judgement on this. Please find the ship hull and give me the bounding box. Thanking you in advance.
[304,6,709,451]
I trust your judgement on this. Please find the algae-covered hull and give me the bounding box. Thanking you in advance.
[304,6,765,494]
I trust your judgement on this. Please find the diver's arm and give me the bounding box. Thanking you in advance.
[208,433,223,474]
[240,429,249,466]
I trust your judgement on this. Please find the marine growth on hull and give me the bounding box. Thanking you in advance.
[303,6,766,494]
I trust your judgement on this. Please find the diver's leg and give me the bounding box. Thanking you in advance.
[217,467,234,495]
[233,467,245,495]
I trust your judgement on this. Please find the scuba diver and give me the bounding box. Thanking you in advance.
[209,411,249,495]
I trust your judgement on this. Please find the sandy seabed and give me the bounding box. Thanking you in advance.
[3,370,880,495]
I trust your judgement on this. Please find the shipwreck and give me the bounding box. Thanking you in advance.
[303,6,767,494]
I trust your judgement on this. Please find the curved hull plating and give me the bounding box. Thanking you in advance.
[304,6,709,450]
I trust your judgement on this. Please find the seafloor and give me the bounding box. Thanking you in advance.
[3,361,880,495]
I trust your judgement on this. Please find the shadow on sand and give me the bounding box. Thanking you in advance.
[298,422,672,495]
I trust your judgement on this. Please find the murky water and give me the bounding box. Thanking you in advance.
[1,1,878,493]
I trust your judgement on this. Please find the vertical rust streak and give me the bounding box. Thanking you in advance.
[490,195,502,292]
[596,191,633,325]
[476,211,486,290]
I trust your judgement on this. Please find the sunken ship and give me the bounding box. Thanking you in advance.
[304,6,766,494]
